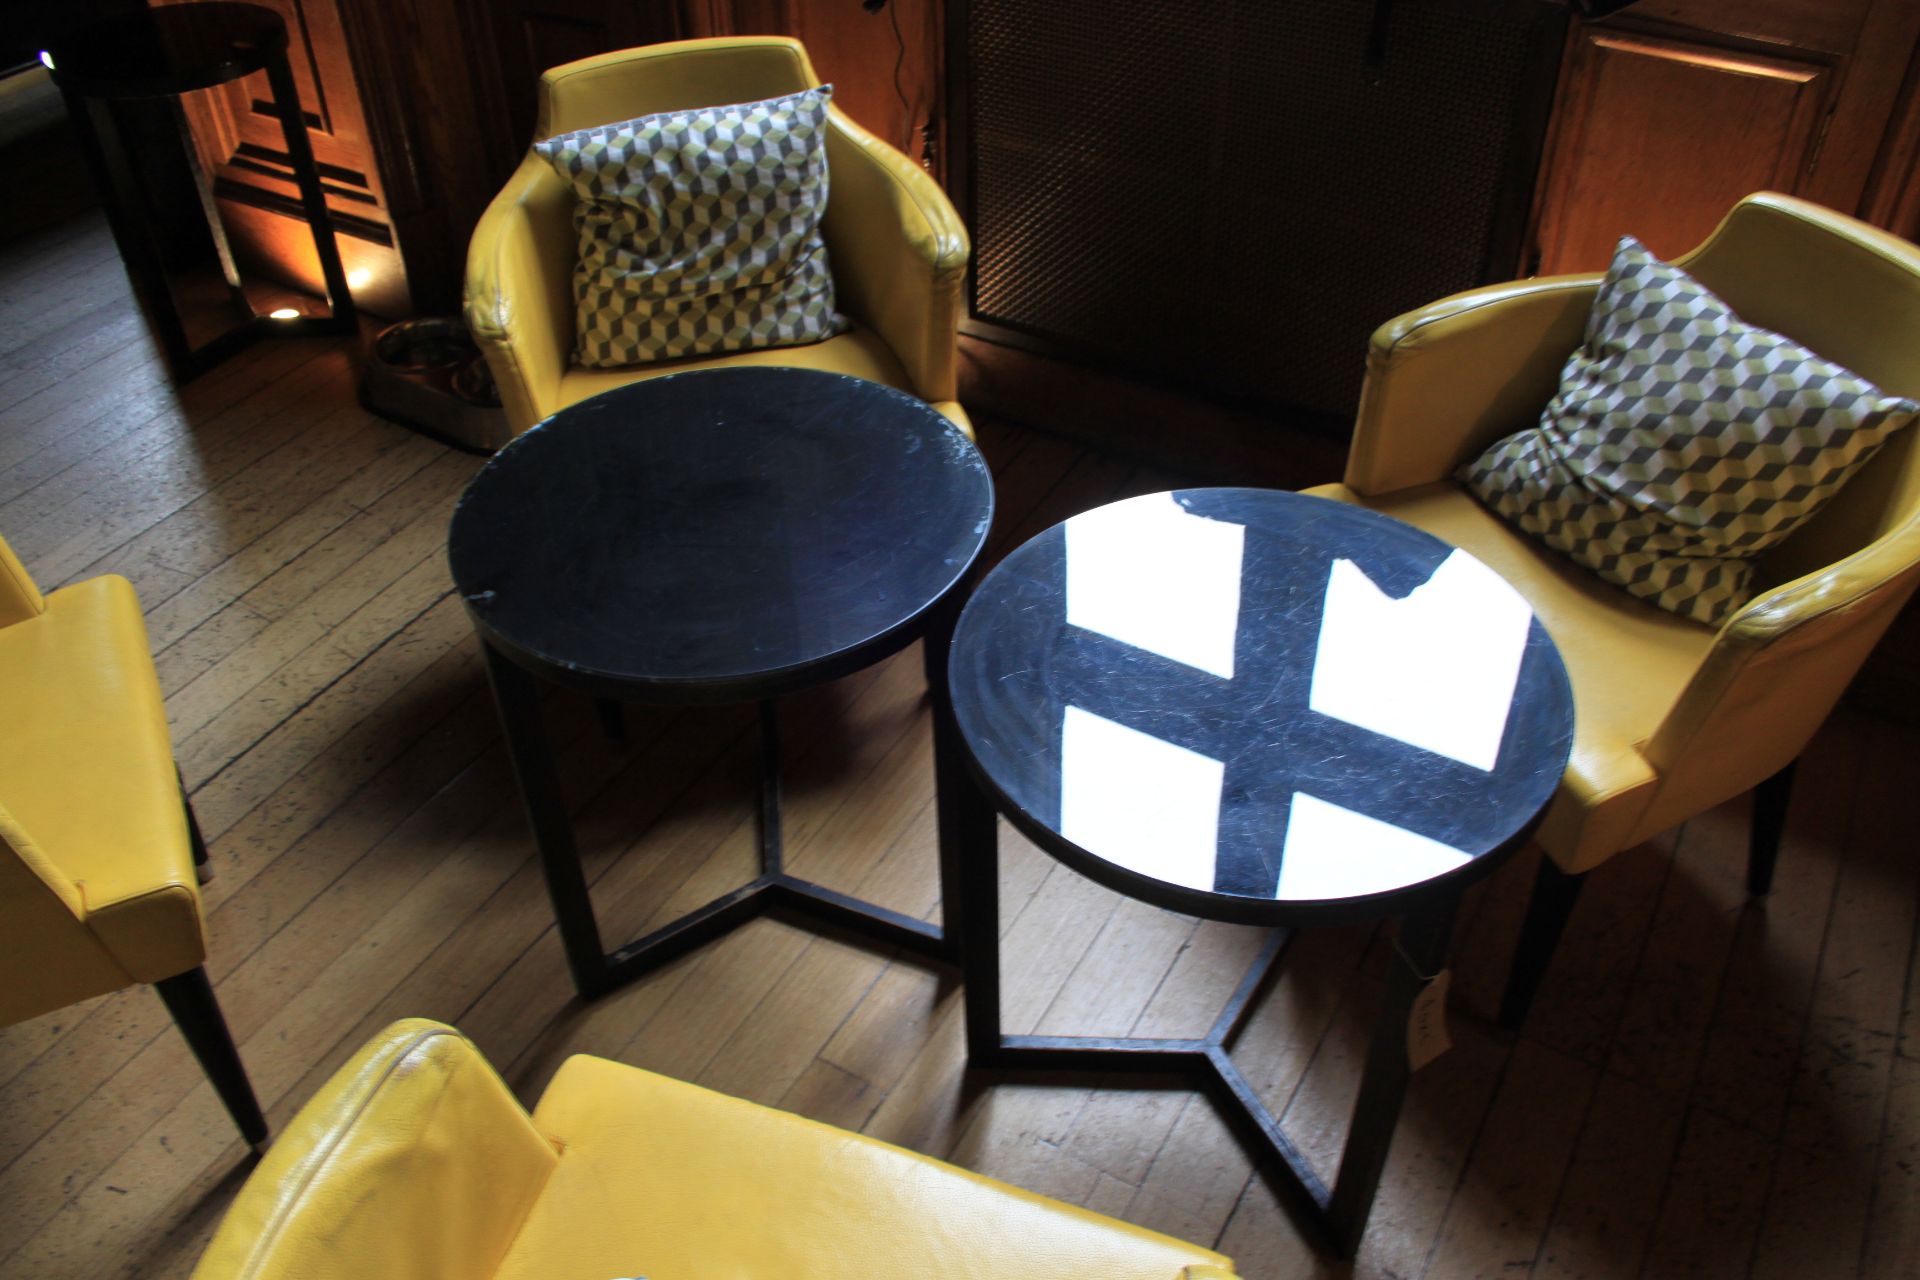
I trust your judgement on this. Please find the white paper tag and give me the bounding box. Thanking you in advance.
[1407,968,1453,1071]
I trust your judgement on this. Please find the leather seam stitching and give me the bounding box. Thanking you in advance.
[234,1026,454,1280]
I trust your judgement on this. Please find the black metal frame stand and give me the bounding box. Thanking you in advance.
[55,23,356,383]
[942,705,1461,1257]
[482,606,968,1001]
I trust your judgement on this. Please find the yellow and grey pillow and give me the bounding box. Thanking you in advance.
[535,85,845,369]
[1459,236,1918,625]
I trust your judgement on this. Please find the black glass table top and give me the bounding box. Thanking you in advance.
[449,367,993,702]
[948,488,1574,923]
[43,3,287,98]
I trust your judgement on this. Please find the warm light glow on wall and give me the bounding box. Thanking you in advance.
[346,268,371,290]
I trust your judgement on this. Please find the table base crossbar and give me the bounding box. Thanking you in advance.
[961,843,1459,1259]
[486,643,956,1001]
[965,928,1344,1226]
[597,872,952,994]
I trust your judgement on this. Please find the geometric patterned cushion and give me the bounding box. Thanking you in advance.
[534,86,846,369]
[1457,236,1919,625]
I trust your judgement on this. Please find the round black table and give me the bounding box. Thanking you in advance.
[44,2,355,382]
[941,488,1573,1255]
[450,367,993,997]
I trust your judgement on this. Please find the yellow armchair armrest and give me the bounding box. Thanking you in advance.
[1346,274,1597,496]
[1637,518,1920,838]
[821,106,970,406]
[192,1020,558,1280]
[465,153,578,436]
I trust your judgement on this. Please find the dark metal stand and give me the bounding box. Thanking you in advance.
[946,713,1460,1257]
[1747,760,1797,896]
[153,967,269,1151]
[54,20,356,384]
[482,629,964,1000]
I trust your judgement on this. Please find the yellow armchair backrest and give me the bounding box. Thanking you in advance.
[1677,197,1920,587]
[535,35,819,139]
[190,1021,558,1280]
[464,36,969,440]
[1342,192,1920,858]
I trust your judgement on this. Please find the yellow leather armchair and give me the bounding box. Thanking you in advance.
[0,533,266,1147]
[190,1019,1238,1280]
[465,36,972,439]
[1306,193,1920,1023]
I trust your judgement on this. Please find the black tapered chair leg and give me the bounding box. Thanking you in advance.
[154,967,268,1151]
[1747,761,1797,897]
[1499,856,1588,1029]
[594,697,627,745]
[180,774,212,884]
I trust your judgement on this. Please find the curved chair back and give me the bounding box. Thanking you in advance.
[1679,196,1920,587]
[536,36,818,139]
[465,36,969,439]
[1635,196,1920,828]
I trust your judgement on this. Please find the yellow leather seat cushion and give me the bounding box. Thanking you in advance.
[554,323,969,431]
[0,573,202,992]
[1306,481,1716,873]
[496,1053,1233,1280]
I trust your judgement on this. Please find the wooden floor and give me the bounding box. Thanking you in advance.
[0,212,1915,1280]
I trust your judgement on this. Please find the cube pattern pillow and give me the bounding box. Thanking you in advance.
[534,86,845,369]
[1458,236,1919,625]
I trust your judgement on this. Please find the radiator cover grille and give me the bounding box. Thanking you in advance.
[963,0,1557,421]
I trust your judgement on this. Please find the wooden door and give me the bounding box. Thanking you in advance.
[1527,0,1920,274]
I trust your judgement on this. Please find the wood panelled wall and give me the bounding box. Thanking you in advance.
[334,0,944,314]
[153,0,1920,337]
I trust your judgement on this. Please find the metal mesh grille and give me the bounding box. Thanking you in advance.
[968,0,1546,420]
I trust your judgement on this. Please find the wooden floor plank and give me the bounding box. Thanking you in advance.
[1421,1038,1598,1277]
[4,215,1917,1279]
[1861,913,1920,1277]
[1533,1072,1686,1279]
[1751,717,1919,1280]
[1688,717,1856,1135]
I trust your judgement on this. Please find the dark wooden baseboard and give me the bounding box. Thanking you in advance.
[957,333,1350,490]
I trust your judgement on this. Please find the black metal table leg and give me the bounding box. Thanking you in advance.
[1324,895,1460,1252]
[924,595,979,968]
[481,640,610,996]
[945,723,1003,1060]
[170,95,250,322]
[758,699,784,873]
[261,48,355,334]
[62,89,198,376]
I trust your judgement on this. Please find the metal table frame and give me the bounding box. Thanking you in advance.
[51,4,356,382]
[935,727,1503,1256]
[483,605,972,999]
